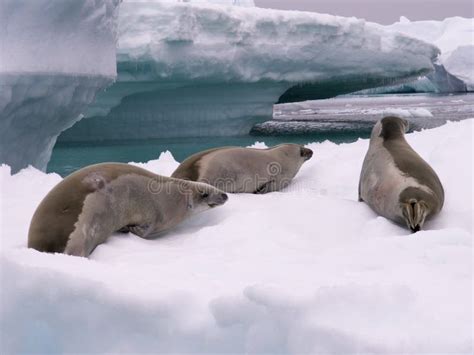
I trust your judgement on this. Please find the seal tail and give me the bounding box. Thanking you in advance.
[401,200,429,233]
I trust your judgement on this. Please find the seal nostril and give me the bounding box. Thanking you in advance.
[411,225,421,233]
[221,193,228,201]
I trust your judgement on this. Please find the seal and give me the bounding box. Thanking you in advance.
[358,116,444,232]
[28,163,228,257]
[171,144,313,193]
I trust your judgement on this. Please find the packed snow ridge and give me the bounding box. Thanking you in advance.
[58,0,439,144]
[0,0,121,173]
[1,120,472,353]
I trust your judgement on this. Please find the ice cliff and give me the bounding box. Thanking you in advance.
[0,0,121,172]
[1,0,440,171]
[363,16,473,94]
[58,0,438,144]
[355,63,467,95]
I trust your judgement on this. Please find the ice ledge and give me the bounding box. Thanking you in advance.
[59,1,439,143]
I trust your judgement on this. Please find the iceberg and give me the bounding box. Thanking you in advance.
[369,16,474,93]
[355,63,467,94]
[0,0,120,173]
[57,0,439,144]
[0,0,442,171]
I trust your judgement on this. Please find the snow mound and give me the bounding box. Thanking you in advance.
[1,120,472,353]
[0,0,120,173]
[58,0,438,143]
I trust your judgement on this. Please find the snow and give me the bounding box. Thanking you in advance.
[386,17,474,89]
[1,120,472,353]
[0,0,120,173]
[58,0,438,143]
[115,1,437,83]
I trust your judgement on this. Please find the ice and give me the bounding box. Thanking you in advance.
[356,63,467,94]
[58,0,438,143]
[370,107,433,118]
[445,45,474,90]
[382,17,474,91]
[0,0,441,171]
[1,120,472,353]
[252,94,474,135]
[0,0,120,173]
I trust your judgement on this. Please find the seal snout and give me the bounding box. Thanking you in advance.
[401,199,429,234]
[411,224,421,233]
[208,192,228,207]
[300,147,313,161]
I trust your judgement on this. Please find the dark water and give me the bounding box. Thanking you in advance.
[48,93,473,177]
[48,132,365,177]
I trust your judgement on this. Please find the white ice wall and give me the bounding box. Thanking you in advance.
[0,0,119,76]
[0,0,121,172]
[386,17,474,89]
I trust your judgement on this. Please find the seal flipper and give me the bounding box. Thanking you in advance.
[254,180,274,194]
[128,223,165,240]
[117,226,130,233]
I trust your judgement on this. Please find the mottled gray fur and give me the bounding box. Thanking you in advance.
[359,117,444,232]
[28,163,227,257]
[172,144,313,193]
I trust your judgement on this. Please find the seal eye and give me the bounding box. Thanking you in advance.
[202,192,209,199]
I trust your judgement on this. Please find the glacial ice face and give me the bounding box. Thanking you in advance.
[444,45,474,90]
[59,0,439,143]
[0,0,120,173]
[383,17,474,91]
[355,64,467,95]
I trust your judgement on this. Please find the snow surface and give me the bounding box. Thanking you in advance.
[1,120,472,353]
[386,17,474,89]
[0,0,120,173]
[58,0,438,143]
